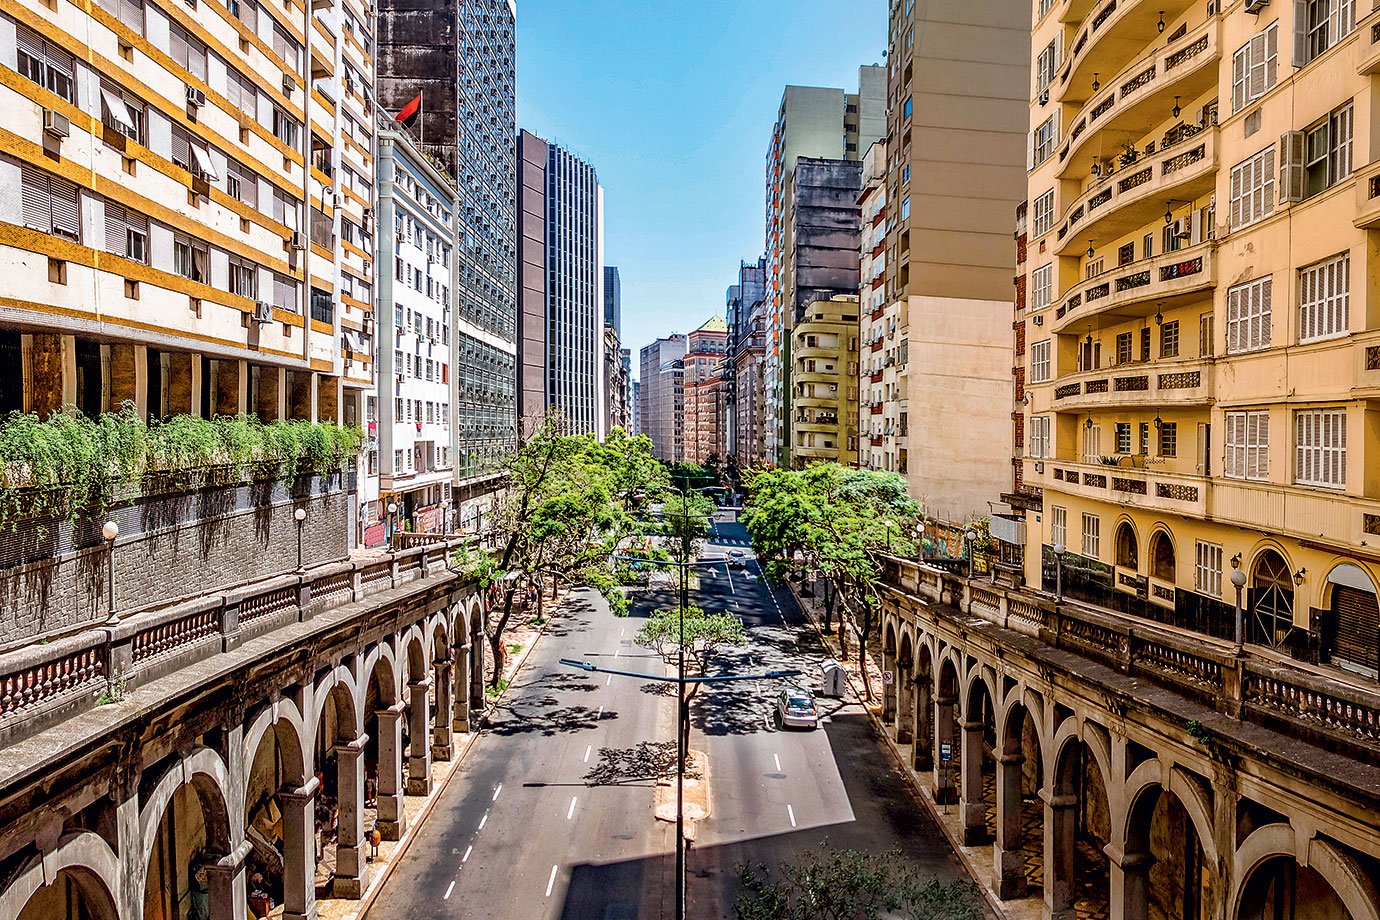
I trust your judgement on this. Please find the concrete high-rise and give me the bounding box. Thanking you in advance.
[683,316,729,465]
[516,130,606,437]
[639,334,688,462]
[604,265,622,335]
[727,257,769,467]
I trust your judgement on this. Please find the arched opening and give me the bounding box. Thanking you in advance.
[243,715,309,920]
[468,607,487,721]
[1115,522,1139,570]
[1048,734,1111,920]
[16,867,119,920]
[364,652,406,841]
[912,643,934,772]
[993,701,1044,902]
[402,636,434,797]
[881,623,898,724]
[1251,551,1295,649]
[312,679,368,899]
[1321,564,1380,679]
[141,762,233,920]
[1237,857,1353,920]
[933,657,960,803]
[1149,530,1175,582]
[895,632,915,746]
[961,675,996,847]
[1123,783,1210,920]
[429,621,454,762]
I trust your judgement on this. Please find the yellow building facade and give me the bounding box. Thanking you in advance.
[1022,0,1380,676]
[790,293,859,468]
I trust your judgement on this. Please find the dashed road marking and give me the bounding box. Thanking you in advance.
[596,705,603,720]
[545,864,559,897]
[583,744,592,763]
[478,811,488,830]
[567,796,578,819]
[492,784,502,801]
[444,880,455,899]
[606,674,612,686]
[774,753,782,772]
[787,804,797,828]
[462,845,473,863]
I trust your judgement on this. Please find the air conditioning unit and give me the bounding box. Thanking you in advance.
[1034,461,1045,474]
[1243,0,1267,10]
[1174,218,1191,239]
[43,109,70,139]
[1032,315,1044,326]
[1038,90,1049,106]
[289,231,305,250]
[186,85,206,108]
[252,301,273,324]
[281,74,294,95]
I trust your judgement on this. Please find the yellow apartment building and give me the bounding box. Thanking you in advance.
[790,293,859,467]
[1021,0,1380,676]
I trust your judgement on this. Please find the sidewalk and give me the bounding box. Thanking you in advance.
[786,583,1039,920]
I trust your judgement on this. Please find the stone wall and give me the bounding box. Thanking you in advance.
[0,477,354,646]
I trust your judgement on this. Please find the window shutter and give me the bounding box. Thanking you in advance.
[1280,131,1306,202]
[15,25,43,63]
[1026,128,1035,171]
[1233,45,1248,111]
[1230,161,1243,228]
[21,164,47,230]
[1265,23,1278,90]
[105,202,128,253]
[171,127,190,168]
[1293,0,1310,65]
[48,175,80,239]
[1248,33,1266,102]
[1257,277,1272,350]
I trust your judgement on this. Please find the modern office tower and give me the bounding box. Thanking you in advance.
[682,316,728,464]
[884,0,1026,523]
[516,129,605,437]
[604,265,622,335]
[376,0,518,508]
[790,295,860,467]
[629,378,640,437]
[1018,0,1380,673]
[639,334,687,462]
[727,257,769,467]
[603,324,629,432]
[858,140,905,475]
[764,69,884,465]
[0,0,376,517]
[375,128,456,540]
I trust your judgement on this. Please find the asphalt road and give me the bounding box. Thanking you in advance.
[365,509,964,920]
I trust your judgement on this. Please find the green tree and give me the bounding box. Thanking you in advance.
[635,604,746,677]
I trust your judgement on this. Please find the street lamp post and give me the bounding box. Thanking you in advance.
[914,521,926,560]
[1231,566,1248,656]
[102,520,119,622]
[1053,541,1066,602]
[883,518,894,553]
[964,528,978,580]
[386,501,398,548]
[294,507,307,573]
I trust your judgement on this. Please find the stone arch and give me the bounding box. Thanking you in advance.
[894,631,916,745]
[363,640,407,842]
[0,832,121,920]
[911,639,935,772]
[958,665,998,846]
[881,618,899,723]
[240,697,313,920]
[1119,761,1217,920]
[311,665,370,899]
[1232,825,1380,920]
[1148,527,1175,582]
[1115,519,1139,570]
[241,697,310,788]
[361,639,402,708]
[933,654,961,802]
[1048,718,1114,920]
[992,694,1046,902]
[312,664,363,744]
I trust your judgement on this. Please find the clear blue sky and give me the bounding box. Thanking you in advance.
[515,0,886,374]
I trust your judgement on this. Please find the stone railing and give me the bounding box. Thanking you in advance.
[0,538,468,746]
[880,557,1380,758]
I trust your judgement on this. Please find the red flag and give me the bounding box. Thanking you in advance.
[394,93,421,129]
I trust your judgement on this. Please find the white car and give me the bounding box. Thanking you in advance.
[776,687,819,730]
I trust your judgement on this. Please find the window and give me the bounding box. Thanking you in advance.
[272,106,301,148]
[1115,422,1132,454]
[1085,258,1104,279]
[169,24,207,81]
[1298,251,1349,342]
[224,68,258,117]
[1051,506,1067,548]
[1031,114,1057,167]
[1227,277,1272,353]
[900,196,911,220]
[97,0,145,32]
[174,235,208,282]
[1030,339,1051,383]
[1195,541,1223,597]
[16,26,75,103]
[1037,0,1055,16]
[1225,410,1270,481]
[100,83,145,144]
[1115,332,1133,365]
[271,271,296,310]
[1118,242,1135,267]
[1082,423,1101,462]
[226,160,258,208]
[1300,0,1355,65]
[1286,104,1353,201]
[1295,408,1346,488]
[225,0,257,30]
[1030,264,1053,312]
[1229,146,1276,230]
[272,23,301,70]
[902,96,912,120]
[1081,514,1101,559]
[272,189,299,230]
[1159,422,1178,457]
[1032,190,1054,237]
[1143,233,1154,259]
[1036,39,1060,92]
[1028,415,1051,458]
[1232,23,1278,112]
[228,257,258,299]
[170,125,214,178]
[20,164,81,240]
[103,203,147,262]
[1200,312,1215,358]
[1160,320,1180,357]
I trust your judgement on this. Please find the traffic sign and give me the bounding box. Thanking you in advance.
[882,669,894,685]
[940,741,953,763]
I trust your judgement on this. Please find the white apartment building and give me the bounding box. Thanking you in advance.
[858,139,908,475]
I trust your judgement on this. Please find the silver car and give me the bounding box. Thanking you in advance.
[776,687,819,729]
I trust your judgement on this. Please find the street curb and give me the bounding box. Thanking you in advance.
[784,583,1012,920]
[353,595,564,919]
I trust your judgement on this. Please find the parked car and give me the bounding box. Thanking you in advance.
[776,687,819,729]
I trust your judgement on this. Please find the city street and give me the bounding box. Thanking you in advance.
[365,509,966,919]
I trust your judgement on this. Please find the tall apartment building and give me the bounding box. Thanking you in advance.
[639,333,686,462]
[726,256,768,466]
[1019,0,1380,677]
[791,294,860,467]
[764,71,884,465]
[604,264,621,333]
[884,0,1027,523]
[376,0,518,510]
[858,140,909,475]
[516,130,605,437]
[603,324,629,432]
[0,0,376,498]
[682,315,728,464]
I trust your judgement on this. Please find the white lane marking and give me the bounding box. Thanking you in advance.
[773,754,782,772]
[478,812,488,830]
[787,804,797,827]
[596,705,603,720]
[583,744,592,763]
[567,796,578,819]
[444,880,455,899]
[726,566,736,594]
[619,627,625,637]
[545,864,559,897]
[492,784,502,801]
[614,647,620,658]
[462,845,473,863]
[606,674,612,686]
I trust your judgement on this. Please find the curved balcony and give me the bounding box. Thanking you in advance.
[1053,241,1215,333]
[1049,356,1214,411]
[1057,0,1199,104]
[1056,18,1220,179]
[1053,125,1216,256]
[1043,459,1209,517]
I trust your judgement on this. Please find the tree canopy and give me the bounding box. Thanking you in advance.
[635,604,746,676]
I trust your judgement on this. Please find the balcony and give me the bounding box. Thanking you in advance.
[1056,18,1220,179]
[1054,125,1216,255]
[1353,158,1380,229]
[1057,0,1198,104]
[1356,16,1380,75]
[1050,355,1214,410]
[1044,459,1209,517]
[1054,241,1215,332]
[1209,481,1380,549]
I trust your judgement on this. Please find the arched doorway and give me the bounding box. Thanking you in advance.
[934,656,960,803]
[993,700,1043,902]
[960,674,996,847]
[1251,551,1295,649]
[402,636,433,796]
[912,643,934,772]
[1115,522,1139,570]
[1048,733,1111,920]
[365,651,406,840]
[1122,781,1211,920]
[15,867,119,920]
[141,754,235,920]
[1238,857,1353,920]
[312,679,369,899]
[895,633,915,745]
[242,711,311,920]
[1149,530,1175,582]
[1321,564,1380,679]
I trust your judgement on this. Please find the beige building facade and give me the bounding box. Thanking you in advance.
[683,315,727,465]
[790,294,859,467]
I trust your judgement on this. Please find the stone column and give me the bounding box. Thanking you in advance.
[959,719,986,845]
[332,735,371,898]
[1108,848,1154,920]
[407,679,433,795]
[279,778,320,920]
[470,643,486,723]
[376,704,407,840]
[881,652,897,723]
[992,752,1027,899]
[452,645,471,734]
[912,679,933,771]
[895,668,914,745]
[432,660,454,761]
[1043,788,1078,920]
[204,841,251,920]
[932,693,957,803]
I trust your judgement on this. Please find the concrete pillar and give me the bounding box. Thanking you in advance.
[204,843,250,920]
[881,652,897,723]
[108,343,138,410]
[375,704,407,840]
[913,678,933,771]
[933,694,957,803]
[469,641,485,724]
[432,661,454,761]
[1108,849,1154,920]
[1044,789,1078,920]
[279,779,320,920]
[992,752,1027,899]
[895,665,914,745]
[407,679,433,795]
[452,644,471,734]
[332,735,371,898]
[960,719,986,846]
[28,332,65,415]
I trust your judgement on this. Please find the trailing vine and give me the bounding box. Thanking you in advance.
[0,404,365,530]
